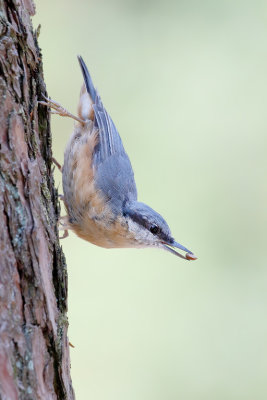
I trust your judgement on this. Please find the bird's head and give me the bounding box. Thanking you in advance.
[123,202,197,260]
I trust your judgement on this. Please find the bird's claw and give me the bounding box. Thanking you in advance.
[39,95,85,124]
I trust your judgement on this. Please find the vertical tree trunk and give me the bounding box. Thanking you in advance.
[0,1,74,399]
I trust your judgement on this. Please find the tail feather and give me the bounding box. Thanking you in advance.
[77,55,97,103]
[77,56,125,163]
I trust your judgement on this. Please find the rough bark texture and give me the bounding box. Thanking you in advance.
[0,1,74,399]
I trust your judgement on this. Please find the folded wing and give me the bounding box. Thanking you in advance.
[78,56,137,213]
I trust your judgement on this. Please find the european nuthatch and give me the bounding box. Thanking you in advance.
[43,56,197,261]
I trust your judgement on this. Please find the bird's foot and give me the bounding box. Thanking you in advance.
[52,157,62,173]
[39,95,85,125]
[60,229,69,239]
[58,216,70,239]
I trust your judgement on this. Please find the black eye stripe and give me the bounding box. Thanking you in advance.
[126,209,170,240]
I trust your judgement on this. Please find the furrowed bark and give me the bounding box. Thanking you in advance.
[0,1,74,399]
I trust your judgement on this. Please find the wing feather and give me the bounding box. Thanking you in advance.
[77,56,137,212]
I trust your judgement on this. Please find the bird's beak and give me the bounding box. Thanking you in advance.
[161,240,197,261]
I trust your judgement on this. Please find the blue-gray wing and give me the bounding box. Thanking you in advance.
[78,56,137,213]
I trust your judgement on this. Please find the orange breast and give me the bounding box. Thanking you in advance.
[70,213,136,249]
[63,118,135,248]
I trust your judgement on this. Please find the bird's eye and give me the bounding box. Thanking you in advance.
[150,225,159,235]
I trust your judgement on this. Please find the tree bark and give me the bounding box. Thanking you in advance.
[0,1,74,399]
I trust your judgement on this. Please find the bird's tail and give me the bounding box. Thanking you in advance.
[77,55,97,103]
[77,56,97,121]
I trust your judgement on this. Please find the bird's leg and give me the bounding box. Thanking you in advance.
[58,215,70,239]
[52,157,62,173]
[39,95,85,125]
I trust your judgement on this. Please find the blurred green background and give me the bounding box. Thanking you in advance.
[34,1,267,399]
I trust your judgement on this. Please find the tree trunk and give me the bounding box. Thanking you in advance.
[0,1,74,399]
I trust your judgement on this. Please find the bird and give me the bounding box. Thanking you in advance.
[41,56,197,261]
